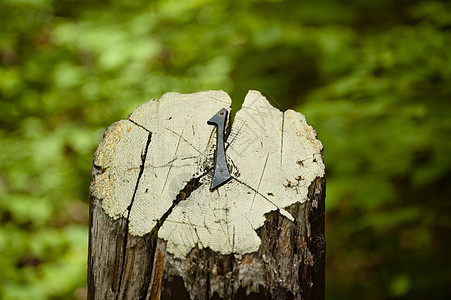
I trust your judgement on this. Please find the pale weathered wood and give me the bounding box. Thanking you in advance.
[88,90,325,299]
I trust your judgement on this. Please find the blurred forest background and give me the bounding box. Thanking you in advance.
[1,0,450,299]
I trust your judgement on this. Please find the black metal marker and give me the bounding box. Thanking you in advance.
[207,108,231,191]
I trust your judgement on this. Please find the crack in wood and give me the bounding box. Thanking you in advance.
[190,217,205,249]
[225,119,247,152]
[232,176,287,216]
[115,132,152,299]
[155,169,211,231]
[92,164,108,176]
[250,151,270,210]
[128,118,151,133]
[163,125,209,159]
[161,130,184,195]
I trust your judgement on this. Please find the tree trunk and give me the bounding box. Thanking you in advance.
[88,90,326,300]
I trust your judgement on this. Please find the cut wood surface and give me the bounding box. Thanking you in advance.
[88,90,326,300]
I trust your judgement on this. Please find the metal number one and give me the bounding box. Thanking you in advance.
[207,108,231,191]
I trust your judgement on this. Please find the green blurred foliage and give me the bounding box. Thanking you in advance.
[1,0,450,299]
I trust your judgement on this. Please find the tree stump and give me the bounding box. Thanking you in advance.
[88,90,326,300]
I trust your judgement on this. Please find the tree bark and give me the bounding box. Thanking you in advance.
[88,90,325,300]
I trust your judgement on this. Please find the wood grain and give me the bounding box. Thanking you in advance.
[88,90,325,299]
